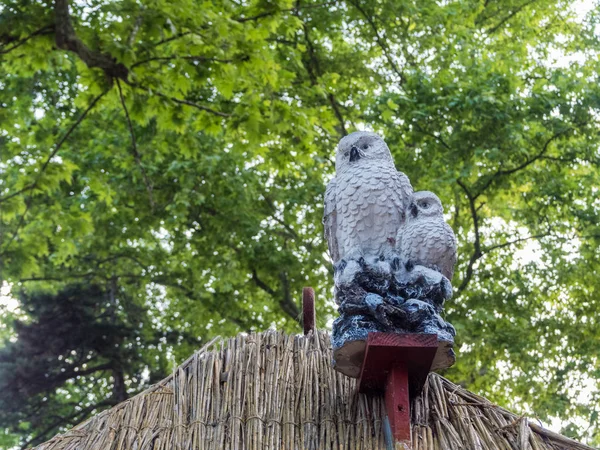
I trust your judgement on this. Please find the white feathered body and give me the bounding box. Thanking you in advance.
[325,162,412,263]
[398,215,457,280]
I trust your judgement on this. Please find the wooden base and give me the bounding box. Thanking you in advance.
[358,333,438,449]
[334,334,454,379]
[333,339,367,378]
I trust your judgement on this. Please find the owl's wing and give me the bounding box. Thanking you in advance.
[442,221,458,280]
[395,222,405,253]
[420,220,458,280]
[323,178,340,263]
[394,170,414,248]
[396,170,414,206]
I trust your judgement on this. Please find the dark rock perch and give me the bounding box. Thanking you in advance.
[332,261,456,378]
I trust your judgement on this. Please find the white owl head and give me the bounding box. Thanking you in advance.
[409,191,443,219]
[335,131,394,172]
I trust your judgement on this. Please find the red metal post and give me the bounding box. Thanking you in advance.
[386,365,411,447]
[358,333,439,449]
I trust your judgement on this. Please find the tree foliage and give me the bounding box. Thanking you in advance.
[0,284,170,448]
[1,0,600,446]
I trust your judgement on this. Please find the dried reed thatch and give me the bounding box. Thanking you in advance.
[32,330,593,450]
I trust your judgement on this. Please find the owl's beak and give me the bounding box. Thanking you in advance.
[410,203,418,218]
[349,146,361,162]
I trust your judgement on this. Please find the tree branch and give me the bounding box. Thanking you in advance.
[347,0,406,85]
[53,363,115,385]
[327,93,348,136]
[300,21,347,136]
[234,2,335,22]
[483,233,551,253]
[18,254,149,285]
[131,83,231,117]
[54,0,128,80]
[151,31,194,48]
[131,55,243,68]
[126,12,144,48]
[262,195,316,250]
[88,253,149,270]
[497,128,571,176]
[414,123,452,151]
[0,26,54,55]
[252,269,300,322]
[279,271,300,319]
[251,269,300,322]
[116,79,155,210]
[236,10,278,23]
[20,274,95,283]
[475,127,572,196]
[487,0,539,34]
[456,179,482,296]
[111,366,128,403]
[452,191,461,231]
[455,176,553,295]
[251,269,277,296]
[166,95,232,117]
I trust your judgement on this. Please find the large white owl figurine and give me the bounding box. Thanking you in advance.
[323,131,413,267]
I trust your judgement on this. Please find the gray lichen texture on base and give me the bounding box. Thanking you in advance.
[332,267,456,378]
[323,131,458,377]
[31,331,594,450]
[331,262,457,377]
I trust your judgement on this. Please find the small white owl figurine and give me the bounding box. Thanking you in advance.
[397,191,457,280]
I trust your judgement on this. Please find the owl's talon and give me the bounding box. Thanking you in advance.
[358,257,367,269]
[405,260,414,272]
[391,257,401,271]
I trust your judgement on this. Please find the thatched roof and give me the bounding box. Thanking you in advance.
[33,331,593,450]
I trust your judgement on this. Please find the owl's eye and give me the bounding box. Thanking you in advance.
[419,201,429,208]
[362,144,369,150]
